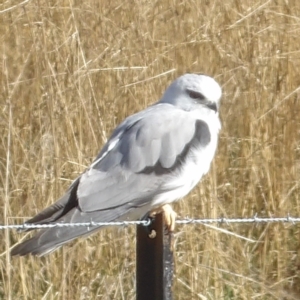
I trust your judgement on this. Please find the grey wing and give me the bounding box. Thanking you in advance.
[77,104,211,211]
[11,104,211,256]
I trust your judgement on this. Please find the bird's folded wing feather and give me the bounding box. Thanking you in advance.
[78,104,210,213]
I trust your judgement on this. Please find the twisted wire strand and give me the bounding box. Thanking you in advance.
[1,215,300,230]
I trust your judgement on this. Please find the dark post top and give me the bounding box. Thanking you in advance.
[136,213,174,300]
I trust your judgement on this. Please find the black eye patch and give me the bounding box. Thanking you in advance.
[187,89,205,100]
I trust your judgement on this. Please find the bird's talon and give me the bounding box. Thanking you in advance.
[150,204,177,232]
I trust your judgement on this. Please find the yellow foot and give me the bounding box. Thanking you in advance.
[150,204,177,232]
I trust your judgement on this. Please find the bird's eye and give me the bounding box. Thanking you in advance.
[187,90,205,100]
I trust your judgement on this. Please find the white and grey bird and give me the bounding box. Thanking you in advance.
[11,73,222,256]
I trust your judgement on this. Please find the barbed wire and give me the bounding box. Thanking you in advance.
[1,215,300,230]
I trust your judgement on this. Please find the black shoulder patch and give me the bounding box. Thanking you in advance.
[139,120,211,175]
[194,119,211,146]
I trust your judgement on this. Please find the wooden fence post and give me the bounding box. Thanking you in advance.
[136,213,174,300]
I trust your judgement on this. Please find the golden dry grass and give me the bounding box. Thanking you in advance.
[1,0,300,299]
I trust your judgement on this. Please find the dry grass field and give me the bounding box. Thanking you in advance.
[1,0,300,299]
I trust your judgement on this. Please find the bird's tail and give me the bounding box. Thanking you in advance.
[11,204,132,256]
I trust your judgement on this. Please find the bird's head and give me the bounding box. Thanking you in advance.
[159,73,222,112]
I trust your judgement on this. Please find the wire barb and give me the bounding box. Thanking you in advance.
[2,215,300,230]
